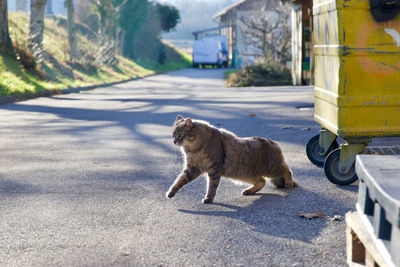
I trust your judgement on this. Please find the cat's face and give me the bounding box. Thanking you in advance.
[172,115,196,147]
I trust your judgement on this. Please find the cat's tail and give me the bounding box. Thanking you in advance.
[270,169,299,188]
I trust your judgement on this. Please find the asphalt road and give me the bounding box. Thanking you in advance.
[0,68,357,266]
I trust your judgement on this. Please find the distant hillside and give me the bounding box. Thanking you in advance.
[0,12,191,100]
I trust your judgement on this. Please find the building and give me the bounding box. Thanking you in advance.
[213,0,286,68]
[214,0,313,85]
[289,0,312,85]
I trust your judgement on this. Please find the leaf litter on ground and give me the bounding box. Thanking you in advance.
[298,212,327,220]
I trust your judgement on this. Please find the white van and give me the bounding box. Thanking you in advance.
[192,36,229,68]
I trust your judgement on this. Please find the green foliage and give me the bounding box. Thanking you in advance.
[117,0,148,33]
[156,3,180,33]
[227,63,292,87]
[118,0,148,58]
[118,1,180,60]
[128,3,164,62]
[81,0,181,61]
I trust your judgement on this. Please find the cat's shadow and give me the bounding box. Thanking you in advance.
[178,188,334,243]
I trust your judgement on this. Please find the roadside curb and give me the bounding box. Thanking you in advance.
[0,73,157,105]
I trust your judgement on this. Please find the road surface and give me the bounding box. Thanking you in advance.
[0,69,357,266]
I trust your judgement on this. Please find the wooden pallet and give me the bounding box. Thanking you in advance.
[346,212,395,267]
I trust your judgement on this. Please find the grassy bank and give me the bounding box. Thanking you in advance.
[0,12,191,99]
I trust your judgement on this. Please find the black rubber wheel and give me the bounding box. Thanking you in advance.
[324,148,358,185]
[306,134,338,167]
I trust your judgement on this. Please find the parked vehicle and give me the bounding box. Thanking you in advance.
[192,35,229,68]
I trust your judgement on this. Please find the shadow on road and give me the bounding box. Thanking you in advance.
[0,178,42,194]
[0,83,315,156]
[177,186,347,244]
[0,74,319,198]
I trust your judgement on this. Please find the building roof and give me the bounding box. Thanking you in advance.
[213,0,248,19]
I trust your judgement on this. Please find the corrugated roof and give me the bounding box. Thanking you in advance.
[213,0,249,19]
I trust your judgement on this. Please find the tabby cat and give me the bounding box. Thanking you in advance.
[166,115,298,203]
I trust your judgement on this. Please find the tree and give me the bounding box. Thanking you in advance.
[156,3,180,33]
[0,0,14,55]
[86,0,180,62]
[130,2,163,61]
[89,0,118,65]
[27,0,47,63]
[114,0,148,58]
[124,1,180,60]
[66,0,78,61]
[76,0,98,35]
[237,2,291,66]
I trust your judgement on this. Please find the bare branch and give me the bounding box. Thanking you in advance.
[236,3,292,66]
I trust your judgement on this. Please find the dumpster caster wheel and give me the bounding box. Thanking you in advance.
[306,134,338,167]
[324,148,358,185]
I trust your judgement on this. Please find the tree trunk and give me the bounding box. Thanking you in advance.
[66,0,78,61]
[114,26,123,55]
[27,0,47,63]
[88,0,117,65]
[0,0,13,55]
[96,4,116,65]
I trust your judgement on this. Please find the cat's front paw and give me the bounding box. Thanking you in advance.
[284,181,294,188]
[166,190,175,198]
[242,189,255,195]
[202,197,214,204]
[284,180,299,188]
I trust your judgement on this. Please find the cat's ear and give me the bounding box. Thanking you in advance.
[176,115,184,122]
[185,118,194,128]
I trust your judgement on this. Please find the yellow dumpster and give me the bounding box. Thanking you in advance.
[306,0,400,184]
